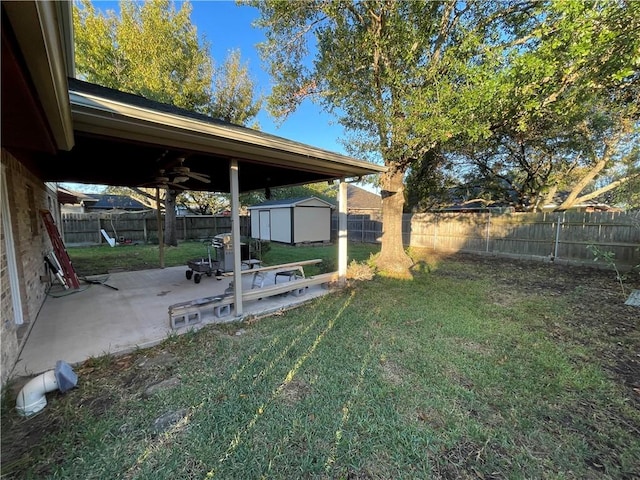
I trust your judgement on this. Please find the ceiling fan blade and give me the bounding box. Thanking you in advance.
[186,171,211,183]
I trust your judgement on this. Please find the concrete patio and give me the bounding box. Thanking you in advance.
[14,265,331,377]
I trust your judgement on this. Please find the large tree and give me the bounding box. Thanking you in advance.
[250,0,526,277]
[74,0,213,111]
[411,0,640,212]
[74,0,261,245]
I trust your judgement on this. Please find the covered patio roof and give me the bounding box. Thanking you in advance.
[3,0,385,324]
[29,78,385,193]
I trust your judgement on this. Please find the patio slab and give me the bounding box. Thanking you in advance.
[14,265,330,377]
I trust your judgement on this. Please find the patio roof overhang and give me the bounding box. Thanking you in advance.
[26,78,386,193]
[3,0,383,321]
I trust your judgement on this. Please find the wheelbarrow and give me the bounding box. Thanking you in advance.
[185,242,222,284]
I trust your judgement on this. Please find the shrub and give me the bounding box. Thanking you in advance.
[347,259,375,281]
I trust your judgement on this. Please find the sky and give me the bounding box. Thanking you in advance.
[88,0,349,156]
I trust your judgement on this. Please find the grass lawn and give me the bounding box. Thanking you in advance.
[2,247,639,479]
[65,240,378,277]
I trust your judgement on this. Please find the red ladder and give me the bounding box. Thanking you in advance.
[40,210,80,289]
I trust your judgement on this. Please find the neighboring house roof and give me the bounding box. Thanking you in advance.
[437,202,514,213]
[57,187,96,205]
[345,184,381,210]
[87,194,147,210]
[248,197,334,209]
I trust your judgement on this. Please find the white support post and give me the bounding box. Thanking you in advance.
[338,180,348,286]
[230,159,243,316]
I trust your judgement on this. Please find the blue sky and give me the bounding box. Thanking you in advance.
[89,0,348,155]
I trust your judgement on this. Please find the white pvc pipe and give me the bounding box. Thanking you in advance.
[16,370,59,417]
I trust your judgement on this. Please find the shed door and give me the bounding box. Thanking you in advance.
[259,210,271,241]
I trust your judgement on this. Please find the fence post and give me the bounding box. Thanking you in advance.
[486,212,491,252]
[553,212,564,260]
[97,215,102,244]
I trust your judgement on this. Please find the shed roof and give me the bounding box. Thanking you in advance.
[247,197,334,209]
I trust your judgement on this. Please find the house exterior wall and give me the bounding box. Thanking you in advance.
[293,206,331,243]
[60,204,86,214]
[1,149,58,386]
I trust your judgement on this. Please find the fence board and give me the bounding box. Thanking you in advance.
[62,213,249,245]
[333,211,639,269]
[63,210,639,269]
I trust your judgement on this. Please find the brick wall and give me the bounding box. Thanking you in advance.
[1,149,59,388]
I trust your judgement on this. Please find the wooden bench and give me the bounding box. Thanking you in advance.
[169,261,334,329]
[233,259,322,289]
[241,259,262,269]
[228,259,323,276]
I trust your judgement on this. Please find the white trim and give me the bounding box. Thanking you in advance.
[247,197,334,210]
[1,165,24,325]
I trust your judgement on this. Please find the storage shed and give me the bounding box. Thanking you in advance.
[248,197,333,245]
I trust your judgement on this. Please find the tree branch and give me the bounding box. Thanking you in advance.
[572,173,640,205]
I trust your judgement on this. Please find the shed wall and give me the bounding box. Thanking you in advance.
[270,209,292,243]
[293,207,331,243]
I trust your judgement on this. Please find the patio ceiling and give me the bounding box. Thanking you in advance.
[29,78,385,193]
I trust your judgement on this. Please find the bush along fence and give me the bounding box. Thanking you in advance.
[332,211,640,270]
[61,212,250,245]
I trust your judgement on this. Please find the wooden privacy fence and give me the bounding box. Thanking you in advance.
[332,211,640,269]
[61,212,250,245]
[63,211,639,269]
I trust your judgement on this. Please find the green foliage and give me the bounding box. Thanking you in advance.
[424,0,640,212]
[209,49,262,126]
[74,0,262,122]
[586,244,627,297]
[238,181,337,207]
[74,0,213,111]
[178,191,228,215]
[249,0,519,271]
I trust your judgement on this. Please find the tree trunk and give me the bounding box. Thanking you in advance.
[376,168,413,278]
[164,189,178,247]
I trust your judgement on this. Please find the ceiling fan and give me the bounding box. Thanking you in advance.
[169,157,211,184]
[141,169,188,190]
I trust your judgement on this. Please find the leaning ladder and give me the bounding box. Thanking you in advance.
[40,210,80,289]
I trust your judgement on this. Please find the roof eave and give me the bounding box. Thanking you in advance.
[3,1,75,150]
[68,89,387,179]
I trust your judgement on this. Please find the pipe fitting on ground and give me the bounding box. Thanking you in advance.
[16,360,78,417]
